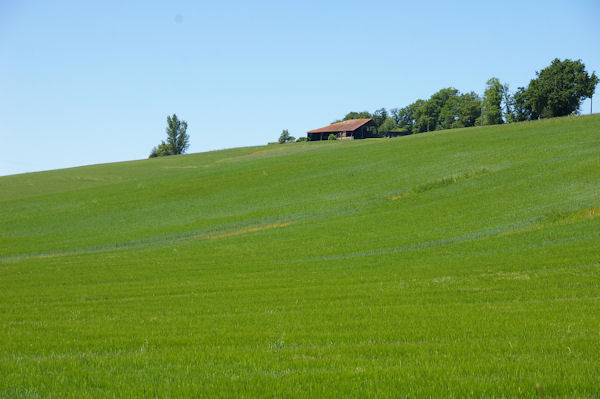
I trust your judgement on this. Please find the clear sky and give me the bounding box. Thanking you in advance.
[1,0,599,176]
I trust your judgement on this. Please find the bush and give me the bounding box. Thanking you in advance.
[149,142,171,158]
[328,134,337,141]
[296,137,308,142]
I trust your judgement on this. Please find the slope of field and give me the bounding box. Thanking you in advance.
[1,115,599,397]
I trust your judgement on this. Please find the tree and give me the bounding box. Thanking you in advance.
[372,108,388,127]
[150,142,171,158]
[343,111,372,121]
[506,86,536,122]
[411,100,430,133]
[391,100,425,133]
[438,96,459,130]
[455,92,482,128]
[149,114,190,158]
[278,129,295,143]
[502,82,512,122]
[412,88,459,132]
[377,117,398,137]
[527,58,598,118]
[483,77,505,125]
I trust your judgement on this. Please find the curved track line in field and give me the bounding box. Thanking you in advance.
[207,222,292,240]
[215,144,324,164]
[300,204,600,262]
[497,204,600,238]
[215,147,286,163]
[161,166,198,169]
[390,167,491,200]
[1,222,293,263]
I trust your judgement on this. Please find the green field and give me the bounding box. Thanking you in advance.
[1,115,599,397]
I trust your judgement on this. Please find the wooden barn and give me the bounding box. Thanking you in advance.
[307,118,376,141]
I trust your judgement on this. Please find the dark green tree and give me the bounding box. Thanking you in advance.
[372,108,388,128]
[438,96,459,130]
[150,114,190,158]
[407,89,482,132]
[527,58,598,118]
[455,92,482,128]
[506,87,537,122]
[391,100,425,133]
[390,107,404,125]
[483,77,505,125]
[413,88,459,132]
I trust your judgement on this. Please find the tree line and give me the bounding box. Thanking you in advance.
[332,58,598,137]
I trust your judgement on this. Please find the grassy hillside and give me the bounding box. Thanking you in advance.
[1,115,599,397]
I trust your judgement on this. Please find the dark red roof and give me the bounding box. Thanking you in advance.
[307,118,373,133]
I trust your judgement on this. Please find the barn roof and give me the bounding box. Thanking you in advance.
[307,118,373,133]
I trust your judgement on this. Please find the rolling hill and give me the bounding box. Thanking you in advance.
[1,115,599,397]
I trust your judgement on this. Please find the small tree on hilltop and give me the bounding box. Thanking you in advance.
[150,114,190,158]
[278,129,295,143]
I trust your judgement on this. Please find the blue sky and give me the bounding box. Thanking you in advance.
[1,0,599,176]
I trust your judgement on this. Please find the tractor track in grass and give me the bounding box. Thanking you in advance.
[0,222,293,263]
[299,204,600,262]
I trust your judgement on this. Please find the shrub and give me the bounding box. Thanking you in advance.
[328,134,337,141]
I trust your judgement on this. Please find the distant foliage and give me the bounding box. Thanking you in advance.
[150,114,190,158]
[483,78,505,125]
[411,89,482,133]
[278,129,295,144]
[330,58,597,136]
[342,111,372,122]
[327,134,337,141]
[296,137,308,142]
[506,86,537,122]
[391,100,425,133]
[371,108,388,128]
[377,117,398,137]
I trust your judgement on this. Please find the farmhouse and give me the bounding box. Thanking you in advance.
[307,118,376,141]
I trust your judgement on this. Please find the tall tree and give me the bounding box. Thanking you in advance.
[166,114,190,155]
[483,77,505,125]
[527,58,598,118]
[502,83,513,122]
[149,114,190,158]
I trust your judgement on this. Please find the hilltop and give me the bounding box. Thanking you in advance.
[1,115,599,397]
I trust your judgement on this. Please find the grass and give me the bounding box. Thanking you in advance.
[1,115,599,397]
